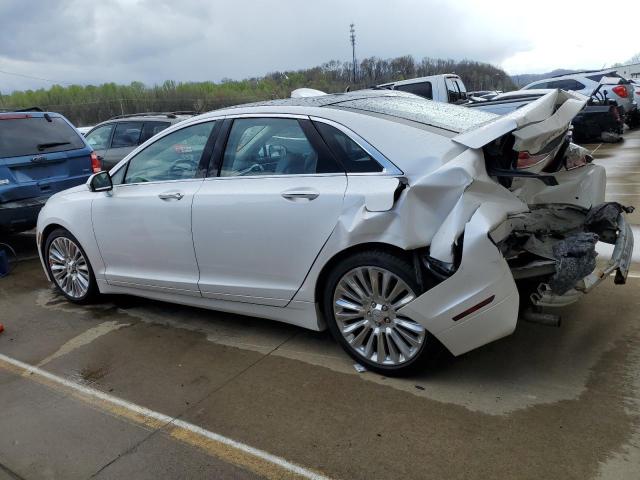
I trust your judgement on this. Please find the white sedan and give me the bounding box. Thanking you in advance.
[36,90,634,374]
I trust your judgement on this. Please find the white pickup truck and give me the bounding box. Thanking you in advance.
[376,74,469,104]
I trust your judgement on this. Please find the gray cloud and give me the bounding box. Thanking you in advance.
[0,0,533,92]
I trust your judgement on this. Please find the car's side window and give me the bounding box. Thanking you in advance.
[313,122,383,173]
[219,118,342,177]
[123,122,215,184]
[85,124,114,150]
[139,121,171,144]
[111,122,143,148]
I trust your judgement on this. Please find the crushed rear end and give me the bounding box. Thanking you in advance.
[393,90,634,356]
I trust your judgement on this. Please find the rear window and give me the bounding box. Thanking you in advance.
[546,79,585,90]
[0,115,85,159]
[395,82,433,99]
[586,73,624,82]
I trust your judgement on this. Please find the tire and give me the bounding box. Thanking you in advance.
[44,228,98,304]
[323,250,441,376]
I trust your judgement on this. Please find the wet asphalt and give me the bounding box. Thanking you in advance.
[0,130,639,479]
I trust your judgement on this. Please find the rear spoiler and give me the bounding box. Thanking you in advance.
[452,90,588,153]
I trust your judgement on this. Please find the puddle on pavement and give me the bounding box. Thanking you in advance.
[33,279,640,416]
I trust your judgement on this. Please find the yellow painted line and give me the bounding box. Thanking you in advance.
[0,353,332,480]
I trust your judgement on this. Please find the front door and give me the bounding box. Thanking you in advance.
[92,121,216,294]
[192,116,347,306]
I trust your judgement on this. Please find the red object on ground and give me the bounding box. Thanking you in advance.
[0,324,4,334]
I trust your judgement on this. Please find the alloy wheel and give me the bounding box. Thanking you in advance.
[48,237,91,299]
[333,266,425,367]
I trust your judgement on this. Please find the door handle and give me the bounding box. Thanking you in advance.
[158,192,184,201]
[281,190,319,201]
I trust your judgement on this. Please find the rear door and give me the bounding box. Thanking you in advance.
[102,121,143,170]
[0,113,92,204]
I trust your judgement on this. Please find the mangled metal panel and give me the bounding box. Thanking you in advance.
[452,90,588,152]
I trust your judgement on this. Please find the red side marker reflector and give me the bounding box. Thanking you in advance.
[452,295,496,321]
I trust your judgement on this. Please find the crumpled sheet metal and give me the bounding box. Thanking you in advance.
[453,89,587,152]
[333,149,528,264]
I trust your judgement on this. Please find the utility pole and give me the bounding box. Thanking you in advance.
[350,23,356,83]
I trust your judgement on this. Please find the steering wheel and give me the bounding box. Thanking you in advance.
[168,158,195,177]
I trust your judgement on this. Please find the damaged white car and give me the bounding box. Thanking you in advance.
[36,89,634,374]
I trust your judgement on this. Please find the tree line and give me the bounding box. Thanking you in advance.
[0,55,516,126]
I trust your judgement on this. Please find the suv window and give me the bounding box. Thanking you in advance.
[86,124,114,150]
[525,82,547,89]
[395,81,433,99]
[313,122,383,173]
[546,79,585,90]
[111,122,143,148]
[124,121,215,184]
[0,115,85,159]
[220,118,342,177]
[140,121,171,144]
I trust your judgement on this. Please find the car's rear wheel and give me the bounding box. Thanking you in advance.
[323,250,438,375]
[45,228,98,304]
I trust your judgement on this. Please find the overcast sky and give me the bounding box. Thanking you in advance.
[0,0,637,93]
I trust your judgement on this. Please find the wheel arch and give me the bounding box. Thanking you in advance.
[314,241,418,311]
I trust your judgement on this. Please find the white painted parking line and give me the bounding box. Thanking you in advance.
[0,353,331,480]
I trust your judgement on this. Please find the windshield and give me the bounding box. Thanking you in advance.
[0,116,85,159]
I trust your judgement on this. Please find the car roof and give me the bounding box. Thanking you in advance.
[194,90,496,135]
[88,113,193,132]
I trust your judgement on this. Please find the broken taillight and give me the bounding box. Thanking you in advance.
[612,85,629,98]
[517,151,548,169]
[90,151,101,173]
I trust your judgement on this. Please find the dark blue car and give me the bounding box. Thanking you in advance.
[0,111,100,233]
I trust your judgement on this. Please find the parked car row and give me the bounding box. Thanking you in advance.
[0,111,194,233]
[83,112,196,170]
[374,70,639,143]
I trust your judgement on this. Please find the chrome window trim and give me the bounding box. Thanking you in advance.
[203,172,346,182]
[222,113,309,120]
[308,116,403,175]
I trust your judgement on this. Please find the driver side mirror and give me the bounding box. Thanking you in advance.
[88,171,113,192]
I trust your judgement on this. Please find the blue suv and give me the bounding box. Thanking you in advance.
[0,111,100,233]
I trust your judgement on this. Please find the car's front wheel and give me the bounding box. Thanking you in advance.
[323,250,439,375]
[45,228,98,304]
